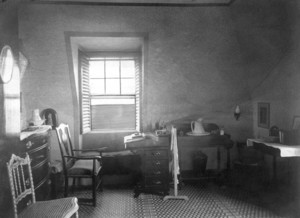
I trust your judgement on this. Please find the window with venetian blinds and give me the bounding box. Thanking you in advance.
[79,51,141,133]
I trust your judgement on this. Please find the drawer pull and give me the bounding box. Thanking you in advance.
[25,179,30,187]
[26,141,33,149]
[152,151,160,156]
[26,200,32,206]
[154,171,161,175]
[155,161,161,165]
[154,181,162,185]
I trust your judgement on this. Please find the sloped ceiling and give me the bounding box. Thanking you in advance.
[231,0,295,94]
[31,0,235,6]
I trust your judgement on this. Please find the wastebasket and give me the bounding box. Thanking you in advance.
[193,151,208,177]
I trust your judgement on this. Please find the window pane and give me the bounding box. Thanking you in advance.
[121,78,135,94]
[91,98,135,105]
[90,79,104,95]
[121,60,135,78]
[89,61,104,78]
[91,105,136,130]
[106,78,120,94]
[106,60,119,78]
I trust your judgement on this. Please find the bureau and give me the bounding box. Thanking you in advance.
[20,127,52,201]
[125,135,170,197]
[132,146,170,197]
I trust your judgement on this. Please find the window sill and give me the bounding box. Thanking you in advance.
[84,129,138,134]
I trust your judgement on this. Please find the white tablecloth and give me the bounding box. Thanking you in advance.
[20,125,52,140]
[247,138,300,157]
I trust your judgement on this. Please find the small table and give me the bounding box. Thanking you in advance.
[177,134,234,180]
[247,139,300,182]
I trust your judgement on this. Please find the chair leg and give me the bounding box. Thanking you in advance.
[72,178,76,193]
[98,172,103,192]
[64,177,69,197]
[93,176,96,206]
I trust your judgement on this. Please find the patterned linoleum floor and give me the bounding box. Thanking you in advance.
[69,183,297,218]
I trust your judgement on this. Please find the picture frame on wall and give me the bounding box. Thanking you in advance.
[258,102,270,128]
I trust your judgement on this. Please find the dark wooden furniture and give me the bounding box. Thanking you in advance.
[125,133,233,196]
[177,134,234,180]
[7,153,79,218]
[20,127,52,201]
[56,123,106,206]
[125,136,170,198]
[248,139,300,183]
[135,146,169,197]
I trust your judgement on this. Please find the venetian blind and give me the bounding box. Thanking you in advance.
[135,58,141,131]
[79,50,91,133]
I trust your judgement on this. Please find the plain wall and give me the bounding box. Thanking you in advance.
[18,3,252,139]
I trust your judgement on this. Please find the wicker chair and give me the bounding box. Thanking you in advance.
[7,153,79,218]
[56,123,106,206]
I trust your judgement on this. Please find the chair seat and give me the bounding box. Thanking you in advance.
[19,197,79,218]
[68,159,101,176]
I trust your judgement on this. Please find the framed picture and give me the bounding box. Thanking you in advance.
[258,102,270,128]
[292,116,300,130]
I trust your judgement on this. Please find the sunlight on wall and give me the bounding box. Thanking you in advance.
[4,64,20,136]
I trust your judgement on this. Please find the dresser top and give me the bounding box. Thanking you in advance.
[20,125,52,140]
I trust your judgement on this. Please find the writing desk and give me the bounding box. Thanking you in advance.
[125,134,234,195]
[125,135,170,197]
[247,139,300,182]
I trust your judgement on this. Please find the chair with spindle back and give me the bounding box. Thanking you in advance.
[7,153,79,218]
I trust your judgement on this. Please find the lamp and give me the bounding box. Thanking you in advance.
[234,105,240,120]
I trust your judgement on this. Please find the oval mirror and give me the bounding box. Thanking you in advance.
[0,45,14,84]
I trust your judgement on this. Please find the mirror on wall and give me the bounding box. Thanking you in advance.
[0,45,14,84]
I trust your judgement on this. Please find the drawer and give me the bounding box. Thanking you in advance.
[35,178,51,201]
[145,176,167,186]
[32,160,50,186]
[144,149,168,159]
[144,167,168,176]
[23,136,48,151]
[28,144,50,167]
[145,159,168,170]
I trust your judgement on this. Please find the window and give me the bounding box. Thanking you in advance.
[79,51,141,133]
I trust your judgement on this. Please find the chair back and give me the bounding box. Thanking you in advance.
[7,153,36,218]
[56,123,76,172]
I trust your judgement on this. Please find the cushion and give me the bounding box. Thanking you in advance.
[68,159,101,176]
[102,150,134,157]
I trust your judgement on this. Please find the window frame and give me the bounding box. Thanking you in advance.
[79,51,142,133]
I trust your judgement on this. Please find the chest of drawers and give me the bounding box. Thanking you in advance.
[134,146,169,197]
[21,129,51,201]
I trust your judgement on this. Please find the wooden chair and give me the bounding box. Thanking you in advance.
[56,123,106,206]
[7,153,79,218]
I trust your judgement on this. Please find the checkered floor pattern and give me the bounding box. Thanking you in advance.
[70,183,293,218]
